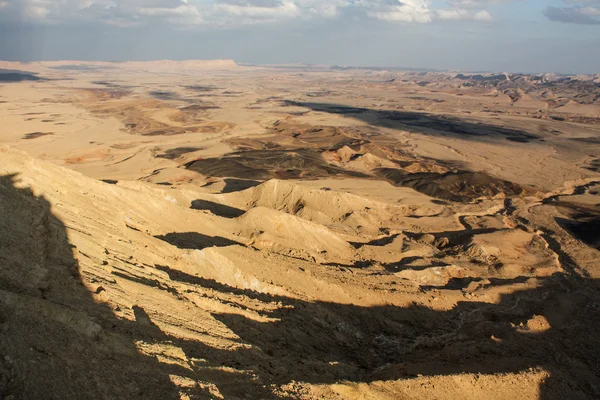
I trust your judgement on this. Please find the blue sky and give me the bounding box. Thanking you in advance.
[0,0,599,73]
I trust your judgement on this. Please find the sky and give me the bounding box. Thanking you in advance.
[0,0,599,73]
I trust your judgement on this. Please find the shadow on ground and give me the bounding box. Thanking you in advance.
[185,148,369,181]
[284,101,541,143]
[0,69,43,82]
[0,174,188,399]
[151,265,600,399]
[222,178,262,193]
[155,232,242,250]
[1,174,599,399]
[191,199,245,218]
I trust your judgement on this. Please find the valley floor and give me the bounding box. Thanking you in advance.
[0,61,599,399]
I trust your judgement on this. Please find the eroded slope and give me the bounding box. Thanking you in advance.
[1,146,599,400]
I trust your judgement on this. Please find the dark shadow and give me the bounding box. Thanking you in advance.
[350,233,403,248]
[322,260,376,269]
[155,232,241,250]
[383,258,450,273]
[180,104,221,111]
[0,174,187,399]
[91,80,130,88]
[556,217,600,250]
[87,88,131,100]
[155,147,203,160]
[112,271,180,296]
[222,178,262,193]
[421,276,531,291]
[0,69,43,82]
[538,227,588,277]
[154,265,276,303]
[267,121,365,151]
[583,158,600,173]
[149,90,178,100]
[185,148,369,181]
[132,306,169,336]
[284,101,541,143]
[23,132,53,140]
[570,137,600,145]
[182,85,219,92]
[191,199,245,218]
[348,228,501,273]
[549,197,600,253]
[404,227,501,251]
[3,173,599,399]
[141,264,600,399]
[375,168,525,203]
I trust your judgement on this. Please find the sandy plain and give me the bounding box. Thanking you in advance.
[0,60,599,399]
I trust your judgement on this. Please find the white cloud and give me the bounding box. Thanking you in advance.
[214,1,298,18]
[448,0,505,9]
[298,0,349,18]
[0,0,499,27]
[138,4,204,25]
[435,8,492,21]
[366,0,495,24]
[474,10,492,21]
[367,0,432,24]
[437,8,469,20]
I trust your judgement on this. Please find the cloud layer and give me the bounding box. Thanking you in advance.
[0,0,502,27]
[3,1,599,29]
[544,1,600,24]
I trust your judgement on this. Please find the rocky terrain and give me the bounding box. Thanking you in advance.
[0,61,599,399]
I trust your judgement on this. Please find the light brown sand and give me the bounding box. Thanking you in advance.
[0,61,599,400]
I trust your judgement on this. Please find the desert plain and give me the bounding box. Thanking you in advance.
[0,60,599,399]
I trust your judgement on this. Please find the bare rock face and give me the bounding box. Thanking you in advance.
[0,62,599,400]
[375,168,526,202]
